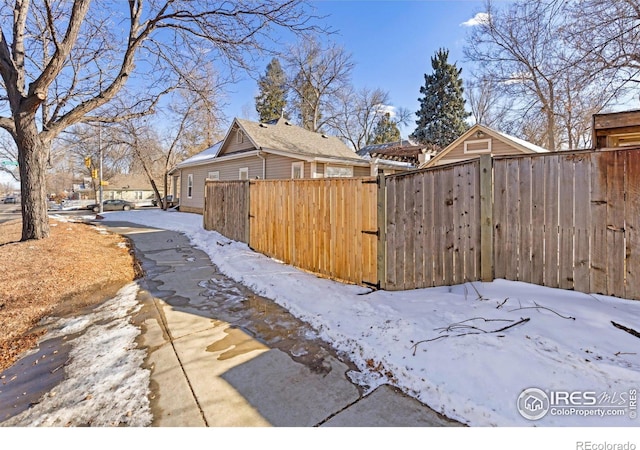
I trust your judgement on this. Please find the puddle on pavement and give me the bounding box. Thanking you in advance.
[197,274,350,377]
[206,327,269,360]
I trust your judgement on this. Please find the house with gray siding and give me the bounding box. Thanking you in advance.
[170,117,373,214]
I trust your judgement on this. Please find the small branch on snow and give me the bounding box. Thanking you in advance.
[496,298,509,309]
[508,302,575,320]
[611,321,640,339]
[468,282,488,301]
[410,317,530,356]
[435,317,513,334]
[614,351,637,356]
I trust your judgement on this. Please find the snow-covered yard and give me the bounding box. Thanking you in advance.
[96,209,640,428]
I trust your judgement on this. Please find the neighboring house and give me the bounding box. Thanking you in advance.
[418,124,549,169]
[93,173,161,206]
[358,139,435,175]
[592,109,640,149]
[171,117,372,214]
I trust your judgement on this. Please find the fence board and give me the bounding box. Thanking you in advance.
[518,157,532,283]
[505,159,520,281]
[544,155,560,288]
[530,156,545,286]
[573,154,591,293]
[558,156,575,290]
[590,153,608,294]
[626,151,640,299]
[493,160,507,279]
[423,171,435,287]
[606,152,626,298]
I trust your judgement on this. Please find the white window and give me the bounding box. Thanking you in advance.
[236,129,244,144]
[187,174,193,198]
[135,191,143,200]
[239,167,249,180]
[291,161,304,179]
[208,171,220,181]
[464,138,492,154]
[325,165,353,178]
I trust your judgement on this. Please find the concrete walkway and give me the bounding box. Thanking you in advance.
[104,221,462,427]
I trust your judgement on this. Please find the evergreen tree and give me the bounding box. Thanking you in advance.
[255,58,288,122]
[369,112,401,145]
[412,48,470,147]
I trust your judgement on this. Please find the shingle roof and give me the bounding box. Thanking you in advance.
[175,141,223,169]
[236,118,361,160]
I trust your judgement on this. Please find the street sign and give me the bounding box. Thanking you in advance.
[1,160,18,167]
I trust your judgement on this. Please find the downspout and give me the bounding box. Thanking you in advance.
[257,150,266,179]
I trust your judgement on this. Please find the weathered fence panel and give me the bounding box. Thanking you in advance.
[203,180,249,243]
[384,160,481,290]
[491,149,640,300]
[248,178,378,286]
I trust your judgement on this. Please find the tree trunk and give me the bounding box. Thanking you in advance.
[16,112,50,240]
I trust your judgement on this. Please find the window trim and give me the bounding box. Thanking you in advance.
[239,167,249,180]
[236,129,243,144]
[463,138,492,154]
[187,173,193,198]
[291,161,304,179]
[325,164,354,178]
[207,171,220,181]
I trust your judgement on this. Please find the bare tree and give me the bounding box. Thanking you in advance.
[465,76,513,129]
[285,37,354,132]
[464,0,572,150]
[0,1,319,241]
[325,86,391,151]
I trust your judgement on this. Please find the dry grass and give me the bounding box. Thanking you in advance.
[0,218,137,372]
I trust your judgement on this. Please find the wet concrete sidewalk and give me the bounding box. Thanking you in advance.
[103,221,462,427]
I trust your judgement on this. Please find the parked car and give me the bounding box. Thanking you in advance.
[3,197,17,204]
[87,199,136,212]
[152,195,179,208]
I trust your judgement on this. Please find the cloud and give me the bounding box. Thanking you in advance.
[375,104,396,117]
[461,12,489,27]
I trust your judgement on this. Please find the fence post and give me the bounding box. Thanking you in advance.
[480,155,494,282]
[377,174,387,290]
[245,180,251,245]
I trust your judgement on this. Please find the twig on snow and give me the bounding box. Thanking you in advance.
[611,321,640,339]
[508,302,575,320]
[410,317,530,355]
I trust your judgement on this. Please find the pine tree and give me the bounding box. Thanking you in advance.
[369,112,401,145]
[412,48,470,147]
[255,58,288,122]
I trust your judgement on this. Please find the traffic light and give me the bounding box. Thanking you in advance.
[84,156,91,168]
[91,169,98,178]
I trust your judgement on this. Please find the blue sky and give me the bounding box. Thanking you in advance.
[224,0,487,137]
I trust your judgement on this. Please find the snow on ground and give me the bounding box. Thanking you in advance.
[3,282,152,427]
[100,210,640,427]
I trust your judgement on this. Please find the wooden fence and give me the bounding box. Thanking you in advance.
[203,148,640,301]
[492,149,640,300]
[249,178,378,286]
[203,180,249,243]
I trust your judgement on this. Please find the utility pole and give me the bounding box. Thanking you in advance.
[99,124,104,214]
